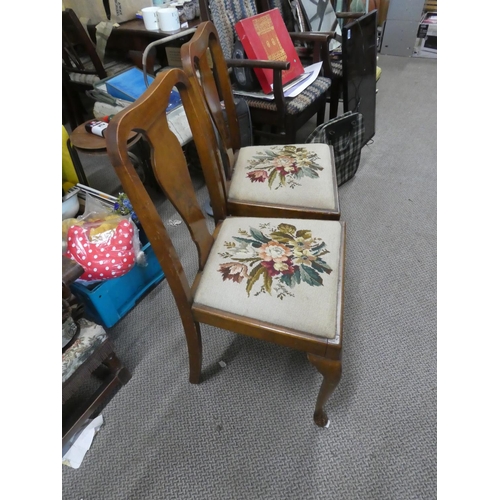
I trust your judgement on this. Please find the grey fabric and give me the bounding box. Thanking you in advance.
[61,54,437,500]
[68,58,133,85]
[209,0,259,59]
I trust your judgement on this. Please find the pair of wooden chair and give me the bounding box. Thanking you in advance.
[105,24,346,427]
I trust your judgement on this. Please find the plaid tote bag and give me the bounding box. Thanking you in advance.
[306,111,364,186]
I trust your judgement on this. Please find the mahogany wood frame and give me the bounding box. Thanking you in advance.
[105,69,346,427]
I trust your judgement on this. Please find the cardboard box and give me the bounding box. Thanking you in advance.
[165,47,183,68]
[414,12,437,58]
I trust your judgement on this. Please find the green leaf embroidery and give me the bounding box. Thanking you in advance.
[302,168,319,179]
[280,273,293,287]
[300,265,323,286]
[312,241,326,252]
[246,265,266,296]
[233,236,261,248]
[280,270,300,288]
[296,229,312,239]
[312,260,332,275]
[263,271,273,295]
[269,231,294,243]
[249,228,271,244]
[276,223,297,235]
[265,149,278,157]
[268,169,278,188]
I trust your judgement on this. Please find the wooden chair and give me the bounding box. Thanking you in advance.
[105,68,346,427]
[198,0,333,144]
[181,21,340,224]
[62,8,133,128]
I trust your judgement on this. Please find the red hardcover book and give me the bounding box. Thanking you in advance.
[234,8,305,94]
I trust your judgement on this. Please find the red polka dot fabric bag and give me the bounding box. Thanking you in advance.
[63,194,144,284]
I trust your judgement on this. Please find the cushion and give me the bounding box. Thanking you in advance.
[330,60,343,77]
[62,318,107,383]
[228,143,338,211]
[240,76,331,115]
[194,217,343,341]
[68,57,133,86]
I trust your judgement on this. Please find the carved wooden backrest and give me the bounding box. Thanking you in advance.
[181,21,241,165]
[62,8,107,79]
[106,69,226,310]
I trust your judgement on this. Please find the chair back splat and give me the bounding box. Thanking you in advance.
[106,69,226,381]
[106,68,347,427]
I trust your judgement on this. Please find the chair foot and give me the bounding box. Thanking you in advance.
[307,353,342,428]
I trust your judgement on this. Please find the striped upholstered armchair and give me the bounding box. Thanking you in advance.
[198,0,334,143]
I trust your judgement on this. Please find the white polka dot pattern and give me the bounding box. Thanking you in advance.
[65,220,136,281]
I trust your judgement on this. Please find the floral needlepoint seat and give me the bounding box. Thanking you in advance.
[194,217,343,342]
[228,144,339,213]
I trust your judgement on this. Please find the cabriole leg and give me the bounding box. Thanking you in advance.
[307,354,342,427]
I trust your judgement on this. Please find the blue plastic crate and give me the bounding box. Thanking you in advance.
[70,241,165,328]
[103,67,182,112]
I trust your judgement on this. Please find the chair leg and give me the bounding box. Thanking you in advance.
[307,353,342,427]
[185,321,203,384]
[284,120,296,144]
[102,352,132,384]
[329,80,342,120]
[316,99,327,127]
[62,358,131,448]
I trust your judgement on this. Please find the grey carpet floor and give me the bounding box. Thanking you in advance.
[62,53,437,500]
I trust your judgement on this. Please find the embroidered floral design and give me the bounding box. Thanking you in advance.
[217,223,332,299]
[245,146,323,190]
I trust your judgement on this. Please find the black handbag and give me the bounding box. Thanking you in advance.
[306,111,364,186]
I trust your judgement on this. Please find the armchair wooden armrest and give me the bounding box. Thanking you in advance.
[290,31,338,70]
[226,58,290,113]
[335,12,365,19]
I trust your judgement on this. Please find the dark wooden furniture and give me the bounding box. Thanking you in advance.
[181,21,340,224]
[70,120,156,187]
[62,256,132,448]
[70,120,139,152]
[62,8,134,129]
[87,17,202,59]
[198,0,333,144]
[105,69,346,427]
